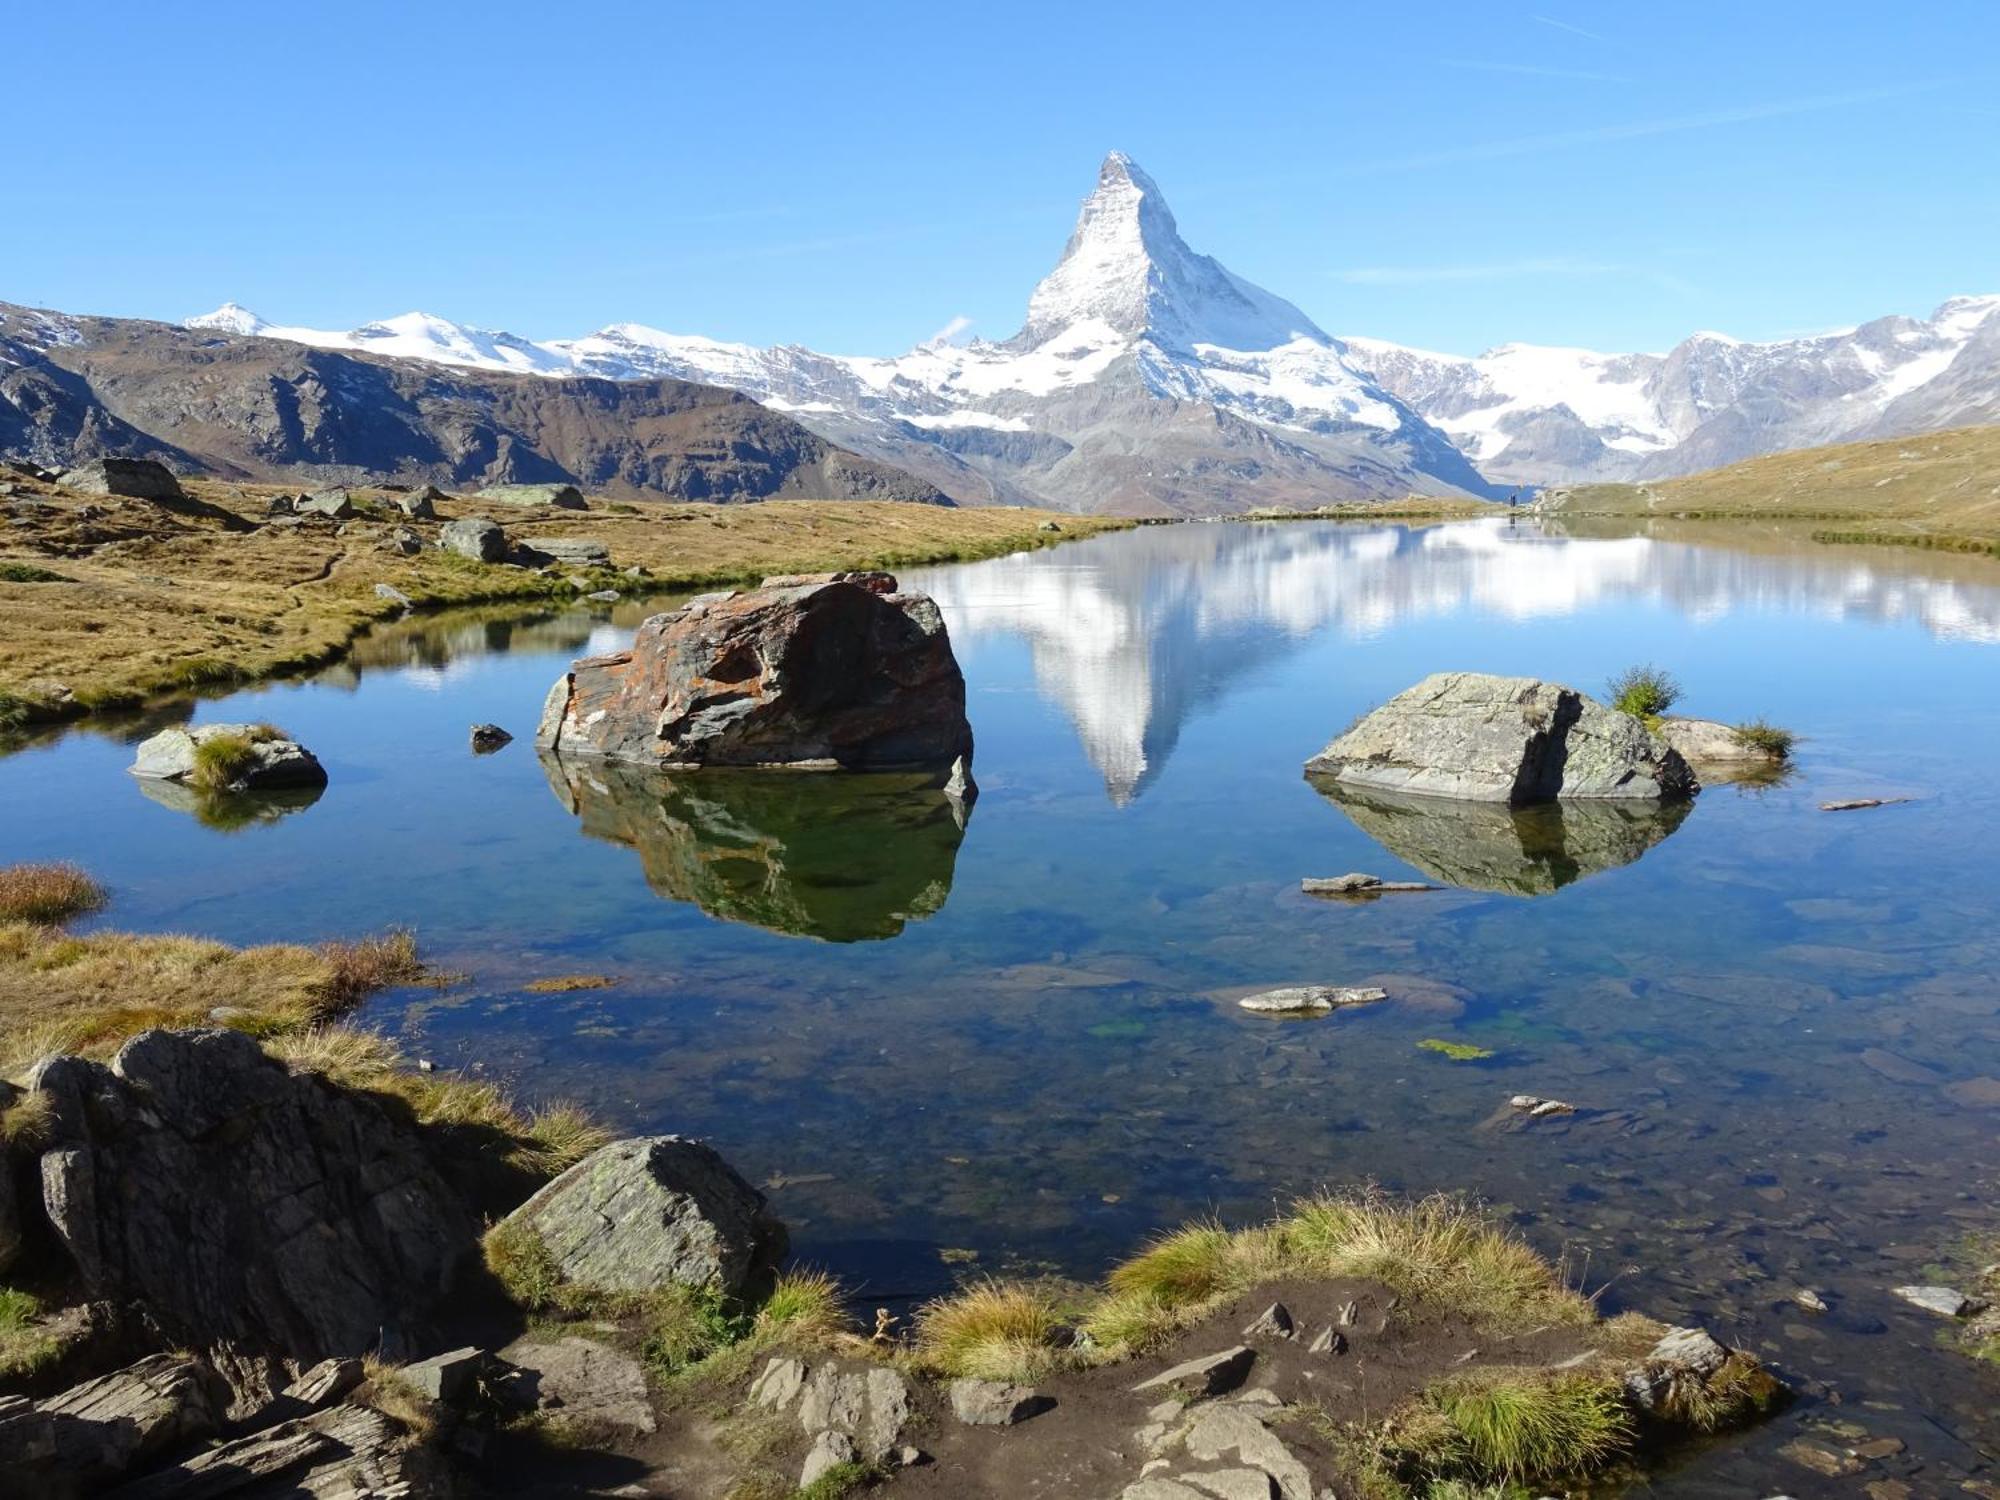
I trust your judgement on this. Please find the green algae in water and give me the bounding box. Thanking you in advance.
[1418,1039,1498,1062]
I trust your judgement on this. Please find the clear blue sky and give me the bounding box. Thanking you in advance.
[9,1,1996,356]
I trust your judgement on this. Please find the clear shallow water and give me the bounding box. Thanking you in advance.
[6,518,2000,1492]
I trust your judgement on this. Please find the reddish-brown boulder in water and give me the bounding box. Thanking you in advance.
[535,572,974,771]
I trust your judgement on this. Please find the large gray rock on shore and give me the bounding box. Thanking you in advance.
[1305,672,1696,803]
[29,1030,478,1403]
[495,1135,786,1299]
[128,723,327,793]
[57,458,183,501]
[477,482,585,509]
[440,516,507,562]
[537,573,973,772]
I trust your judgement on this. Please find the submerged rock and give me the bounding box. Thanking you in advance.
[57,458,183,501]
[1305,672,1697,803]
[1310,780,1692,896]
[536,573,973,772]
[1891,1285,1979,1318]
[494,1135,786,1300]
[128,723,327,793]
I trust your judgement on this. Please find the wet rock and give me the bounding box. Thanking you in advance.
[1793,1288,1829,1314]
[58,458,183,501]
[128,723,327,793]
[536,574,973,772]
[1133,1345,1254,1398]
[1237,985,1387,1015]
[1509,1094,1576,1117]
[497,1336,655,1434]
[1305,671,1696,803]
[948,1377,1047,1426]
[1892,1285,1979,1317]
[1821,797,1912,812]
[440,516,507,562]
[470,723,513,753]
[1242,1303,1294,1340]
[1781,1436,1865,1477]
[494,1135,786,1300]
[1300,873,1436,895]
[478,482,586,509]
[29,1029,477,1402]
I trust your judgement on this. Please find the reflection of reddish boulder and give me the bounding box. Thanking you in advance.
[535,573,973,771]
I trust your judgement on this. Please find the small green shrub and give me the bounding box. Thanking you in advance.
[0,562,70,583]
[1605,665,1680,721]
[189,731,260,792]
[1730,719,1795,758]
[0,862,107,925]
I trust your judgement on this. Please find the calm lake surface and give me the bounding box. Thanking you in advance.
[6,517,2000,1492]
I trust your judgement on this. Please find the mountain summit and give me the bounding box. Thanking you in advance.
[1016,151,1327,353]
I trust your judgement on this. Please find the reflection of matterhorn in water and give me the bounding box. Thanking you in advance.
[907,519,2000,806]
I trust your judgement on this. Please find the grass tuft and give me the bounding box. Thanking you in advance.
[0,1287,66,1380]
[1730,719,1795,758]
[913,1278,1067,1381]
[188,730,261,792]
[0,862,106,926]
[1387,1368,1632,1483]
[1605,664,1680,722]
[358,1355,438,1439]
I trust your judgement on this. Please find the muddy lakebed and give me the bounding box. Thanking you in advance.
[5,516,1998,1493]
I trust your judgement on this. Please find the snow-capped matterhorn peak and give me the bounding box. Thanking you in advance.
[1015,151,1328,354]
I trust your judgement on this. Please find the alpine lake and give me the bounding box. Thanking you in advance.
[6,515,1998,1495]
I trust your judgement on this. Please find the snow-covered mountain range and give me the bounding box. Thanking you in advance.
[186,152,2000,506]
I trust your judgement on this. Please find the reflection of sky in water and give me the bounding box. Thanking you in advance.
[6,521,2000,1493]
[906,519,2000,803]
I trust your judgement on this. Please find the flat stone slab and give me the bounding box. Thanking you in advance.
[1132,1345,1254,1397]
[1300,873,1437,895]
[1237,986,1387,1015]
[1892,1285,1978,1318]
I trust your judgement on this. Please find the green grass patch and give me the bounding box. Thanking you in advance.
[1730,719,1795,758]
[1605,664,1680,722]
[1419,1039,1496,1062]
[1385,1368,1632,1484]
[0,1287,65,1380]
[0,562,71,584]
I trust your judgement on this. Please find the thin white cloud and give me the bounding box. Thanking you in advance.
[1533,14,1609,42]
[1330,83,1945,176]
[927,314,973,344]
[1441,58,1628,83]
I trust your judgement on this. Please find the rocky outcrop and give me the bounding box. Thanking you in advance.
[56,457,183,501]
[1311,781,1692,896]
[1305,673,1697,803]
[538,755,968,942]
[128,723,327,793]
[495,1336,656,1435]
[29,1029,478,1399]
[752,1354,914,1487]
[1656,716,1785,778]
[439,516,507,562]
[476,482,585,509]
[536,573,974,772]
[494,1136,786,1300]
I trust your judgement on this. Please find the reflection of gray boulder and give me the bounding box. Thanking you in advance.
[135,778,323,831]
[1310,779,1692,896]
[540,753,967,941]
[1305,673,1696,802]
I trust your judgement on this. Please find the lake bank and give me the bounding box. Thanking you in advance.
[0,471,1126,730]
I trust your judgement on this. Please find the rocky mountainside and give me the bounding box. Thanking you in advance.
[1345,294,2000,486]
[179,155,1498,516]
[0,302,947,504]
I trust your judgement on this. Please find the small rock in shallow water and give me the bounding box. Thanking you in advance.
[1820,797,1912,812]
[1237,985,1388,1015]
[1794,1288,1829,1313]
[1300,873,1437,895]
[1509,1094,1576,1116]
[1780,1437,1865,1477]
[470,723,513,753]
[1892,1285,1978,1317]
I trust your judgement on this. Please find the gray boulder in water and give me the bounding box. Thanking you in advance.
[536,573,973,772]
[1305,672,1696,803]
[129,723,326,793]
[494,1136,786,1300]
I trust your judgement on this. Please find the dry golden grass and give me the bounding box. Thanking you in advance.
[0,477,1126,727]
[913,1278,1069,1383]
[0,863,106,925]
[523,974,617,994]
[1541,423,2000,544]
